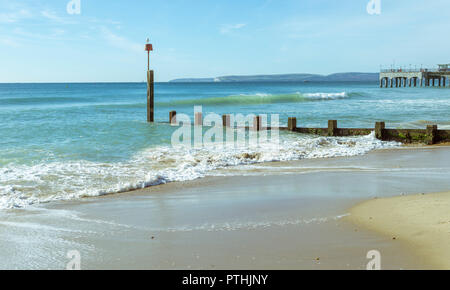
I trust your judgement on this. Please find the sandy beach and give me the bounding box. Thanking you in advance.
[347,191,450,269]
[0,146,449,269]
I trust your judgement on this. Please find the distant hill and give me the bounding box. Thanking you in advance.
[169,72,379,83]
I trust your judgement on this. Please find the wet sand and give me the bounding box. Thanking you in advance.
[348,191,450,269]
[0,146,449,269]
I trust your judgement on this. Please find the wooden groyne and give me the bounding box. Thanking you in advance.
[167,111,450,145]
[288,120,449,145]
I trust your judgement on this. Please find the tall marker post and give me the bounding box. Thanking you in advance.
[145,39,154,122]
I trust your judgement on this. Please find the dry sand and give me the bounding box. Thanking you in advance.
[347,191,450,269]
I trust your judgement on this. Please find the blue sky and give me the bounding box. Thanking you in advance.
[1,0,449,82]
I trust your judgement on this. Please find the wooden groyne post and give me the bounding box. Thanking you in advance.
[222,114,231,127]
[145,39,154,123]
[169,111,177,125]
[426,125,438,145]
[288,117,297,131]
[328,120,338,136]
[375,122,385,140]
[253,116,262,131]
[195,112,203,126]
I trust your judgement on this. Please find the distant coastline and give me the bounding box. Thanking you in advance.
[169,72,379,83]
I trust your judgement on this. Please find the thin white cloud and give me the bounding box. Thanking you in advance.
[0,9,31,23]
[100,27,142,53]
[41,10,76,24]
[0,37,21,47]
[220,23,247,34]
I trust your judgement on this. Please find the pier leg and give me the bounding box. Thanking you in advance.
[169,111,177,125]
[328,120,338,137]
[147,70,154,122]
[390,78,393,88]
[408,78,412,87]
[439,78,442,87]
[288,117,297,131]
[426,125,438,145]
[379,79,383,88]
[375,122,386,140]
[414,77,417,87]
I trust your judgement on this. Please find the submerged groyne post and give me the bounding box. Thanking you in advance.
[253,116,262,131]
[375,122,386,140]
[169,111,177,125]
[426,125,438,145]
[328,120,338,136]
[222,114,231,127]
[288,117,297,131]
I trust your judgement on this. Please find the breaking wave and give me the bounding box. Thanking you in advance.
[0,131,399,209]
[159,92,358,107]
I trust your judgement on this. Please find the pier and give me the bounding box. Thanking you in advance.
[380,64,450,88]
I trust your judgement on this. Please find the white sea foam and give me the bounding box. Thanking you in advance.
[303,92,348,99]
[0,132,400,209]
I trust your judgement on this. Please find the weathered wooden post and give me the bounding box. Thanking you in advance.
[375,122,386,140]
[426,125,438,145]
[145,39,154,123]
[222,114,230,127]
[328,120,338,136]
[148,71,154,122]
[288,117,297,131]
[195,112,203,126]
[253,116,261,131]
[169,111,177,125]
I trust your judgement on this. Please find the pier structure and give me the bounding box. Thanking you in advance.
[379,64,450,88]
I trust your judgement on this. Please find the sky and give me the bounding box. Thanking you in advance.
[1,0,449,82]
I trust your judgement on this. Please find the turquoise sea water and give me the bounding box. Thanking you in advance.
[1,82,449,208]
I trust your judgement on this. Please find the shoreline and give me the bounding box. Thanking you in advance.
[59,144,450,203]
[346,191,450,269]
[1,146,449,269]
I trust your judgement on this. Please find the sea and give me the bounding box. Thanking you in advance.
[1,81,450,209]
